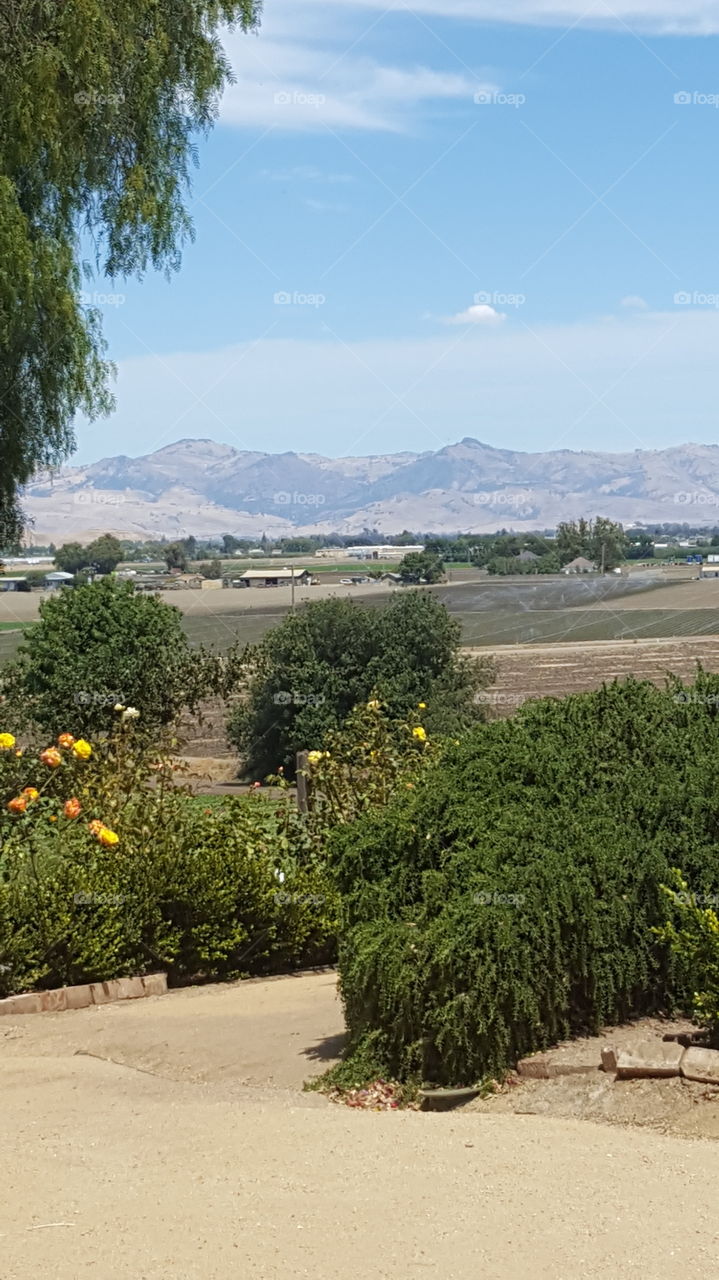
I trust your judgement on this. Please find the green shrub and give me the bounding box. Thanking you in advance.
[330,675,719,1086]
[1,578,227,737]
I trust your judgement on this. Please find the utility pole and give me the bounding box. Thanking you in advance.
[291,565,296,611]
[601,542,606,575]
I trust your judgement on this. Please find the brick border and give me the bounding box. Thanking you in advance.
[0,972,167,1016]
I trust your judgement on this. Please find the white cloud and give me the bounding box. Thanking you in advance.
[621,295,650,309]
[445,303,506,325]
[77,309,719,464]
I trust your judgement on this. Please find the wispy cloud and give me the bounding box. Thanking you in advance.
[220,8,494,132]
[304,0,719,36]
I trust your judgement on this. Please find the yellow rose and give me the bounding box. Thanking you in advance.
[98,827,120,847]
[0,733,16,750]
[72,739,92,761]
[412,726,427,742]
[307,750,323,766]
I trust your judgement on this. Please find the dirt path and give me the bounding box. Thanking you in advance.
[2,973,719,1278]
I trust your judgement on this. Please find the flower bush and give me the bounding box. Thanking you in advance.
[0,711,337,996]
[277,697,438,832]
[656,872,719,1045]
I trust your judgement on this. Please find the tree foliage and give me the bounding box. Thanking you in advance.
[228,593,495,778]
[398,550,445,584]
[0,0,262,542]
[2,578,224,735]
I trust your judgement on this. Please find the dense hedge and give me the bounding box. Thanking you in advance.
[0,794,337,995]
[330,676,719,1085]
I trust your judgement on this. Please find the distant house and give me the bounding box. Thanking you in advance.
[701,565,719,579]
[237,569,312,589]
[562,556,596,575]
[44,570,75,590]
[0,576,30,593]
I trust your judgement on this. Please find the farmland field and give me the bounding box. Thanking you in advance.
[474,636,719,710]
[1,568,716,663]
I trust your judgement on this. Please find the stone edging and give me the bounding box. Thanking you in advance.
[0,972,167,1016]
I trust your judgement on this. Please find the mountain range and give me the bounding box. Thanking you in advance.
[21,438,719,542]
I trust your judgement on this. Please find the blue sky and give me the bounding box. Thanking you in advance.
[77,0,719,465]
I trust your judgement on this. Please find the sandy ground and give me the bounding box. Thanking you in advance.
[3,973,719,1279]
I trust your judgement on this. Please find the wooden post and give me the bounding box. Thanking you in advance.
[296,750,309,815]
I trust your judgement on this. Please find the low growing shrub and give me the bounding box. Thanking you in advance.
[329,675,719,1086]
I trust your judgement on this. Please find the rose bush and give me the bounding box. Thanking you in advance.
[0,712,337,996]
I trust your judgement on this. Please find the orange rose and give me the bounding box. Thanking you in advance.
[40,747,62,768]
[7,795,28,814]
[64,797,82,820]
[22,787,39,802]
[57,733,75,749]
[88,819,104,837]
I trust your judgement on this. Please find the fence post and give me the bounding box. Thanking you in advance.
[296,750,309,815]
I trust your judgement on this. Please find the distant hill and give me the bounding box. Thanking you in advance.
[21,437,719,541]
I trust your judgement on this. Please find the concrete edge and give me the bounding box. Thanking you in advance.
[0,972,168,1016]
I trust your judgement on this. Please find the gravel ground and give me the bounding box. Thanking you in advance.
[2,974,719,1278]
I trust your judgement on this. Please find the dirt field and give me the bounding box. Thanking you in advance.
[3,973,719,1279]
[474,636,719,709]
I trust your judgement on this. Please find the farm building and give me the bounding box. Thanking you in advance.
[346,545,424,561]
[562,556,597,575]
[0,576,30,592]
[44,570,75,590]
[237,569,312,588]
